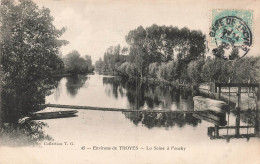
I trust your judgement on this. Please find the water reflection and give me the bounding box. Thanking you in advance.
[44,75,260,142]
[103,77,125,99]
[103,77,194,111]
[123,112,201,128]
[66,75,89,97]
[102,76,260,138]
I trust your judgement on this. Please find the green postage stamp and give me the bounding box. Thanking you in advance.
[209,9,253,60]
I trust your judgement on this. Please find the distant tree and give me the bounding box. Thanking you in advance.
[212,47,225,59]
[84,55,94,72]
[201,57,225,82]
[117,62,136,77]
[228,46,239,60]
[63,51,92,74]
[148,63,159,78]
[255,57,260,82]
[95,58,104,73]
[233,57,260,83]
[121,47,129,55]
[101,44,128,74]
[187,57,205,84]
[158,61,177,81]
[188,30,206,61]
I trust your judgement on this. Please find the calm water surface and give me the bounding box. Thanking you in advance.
[46,74,194,110]
[45,74,259,137]
[3,74,258,164]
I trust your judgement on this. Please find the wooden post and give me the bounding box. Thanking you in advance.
[217,86,221,100]
[0,82,2,126]
[255,109,259,133]
[214,81,216,93]
[236,87,241,108]
[254,87,260,133]
[248,86,250,109]
[214,125,219,137]
[236,87,241,136]
[255,87,260,110]
[227,113,230,135]
[235,107,240,136]
[228,87,230,104]
[228,77,230,104]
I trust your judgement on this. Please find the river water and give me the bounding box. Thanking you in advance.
[1,74,259,164]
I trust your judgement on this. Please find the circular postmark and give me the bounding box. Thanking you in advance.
[209,16,252,60]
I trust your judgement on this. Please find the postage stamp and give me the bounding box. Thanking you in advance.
[209,9,253,60]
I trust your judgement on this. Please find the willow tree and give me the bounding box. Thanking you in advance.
[0,0,68,122]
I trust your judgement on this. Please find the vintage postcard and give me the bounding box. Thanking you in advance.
[0,0,260,163]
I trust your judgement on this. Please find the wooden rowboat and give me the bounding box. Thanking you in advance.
[27,110,78,120]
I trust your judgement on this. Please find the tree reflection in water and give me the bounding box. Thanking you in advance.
[123,112,201,128]
[103,76,200,128]
[102,76,194,111]
[65,75,89,97]
[103,76,125,99]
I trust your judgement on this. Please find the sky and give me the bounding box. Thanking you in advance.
[35,0,260,62]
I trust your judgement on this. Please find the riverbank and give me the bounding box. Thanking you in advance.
[51,72,94,78]
[140,77,195,88]
[100,72,196,89]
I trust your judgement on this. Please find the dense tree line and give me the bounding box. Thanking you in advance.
[97,24,207,82]
[188,56,260,84]
[96,24,260,85]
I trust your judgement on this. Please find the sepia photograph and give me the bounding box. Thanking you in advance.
[0,0,260,163]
